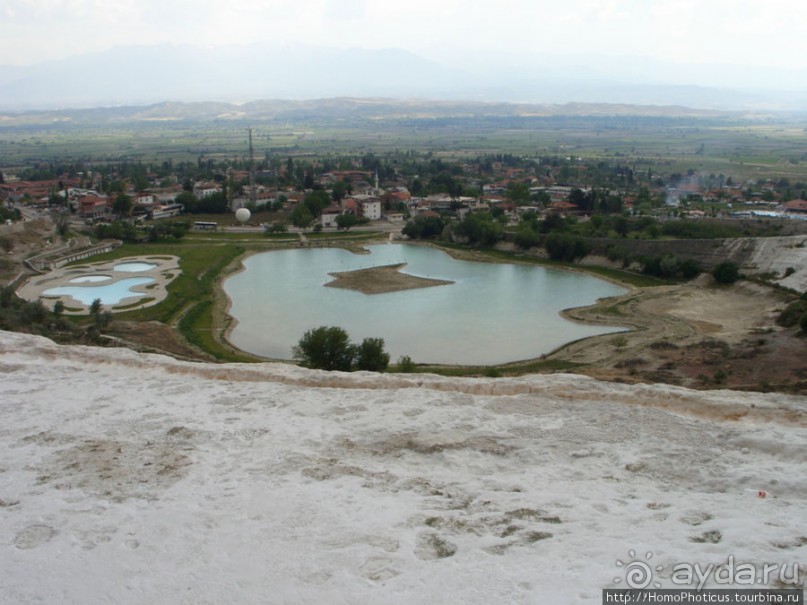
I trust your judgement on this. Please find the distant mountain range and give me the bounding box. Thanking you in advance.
[1,43,806,112]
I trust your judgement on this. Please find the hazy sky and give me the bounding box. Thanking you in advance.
[2,0,806,77]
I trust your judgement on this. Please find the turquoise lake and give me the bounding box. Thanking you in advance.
[223,244,628,365]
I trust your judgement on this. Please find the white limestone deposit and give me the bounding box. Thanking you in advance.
[0,331,804,604]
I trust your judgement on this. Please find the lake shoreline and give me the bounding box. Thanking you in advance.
[221,242,628,365]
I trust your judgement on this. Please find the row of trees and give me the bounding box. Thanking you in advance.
[95,220,188,243]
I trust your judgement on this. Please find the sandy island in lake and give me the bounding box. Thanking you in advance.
[324,263,454,295]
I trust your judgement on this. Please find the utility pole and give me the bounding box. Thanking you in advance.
[248,127,257,209]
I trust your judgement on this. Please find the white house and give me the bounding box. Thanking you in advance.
[193,182,221,199]
[361,199,382,220]
[350,194,382,220]
[321,205,341,228]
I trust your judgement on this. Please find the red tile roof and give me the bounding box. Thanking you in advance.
[783,199,807,212]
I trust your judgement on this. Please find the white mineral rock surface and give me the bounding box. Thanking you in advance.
[0,331,804,604]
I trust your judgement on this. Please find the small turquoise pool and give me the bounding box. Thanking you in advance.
[69,275,111,284]
[114,262,157,272]
[43,277,155,306]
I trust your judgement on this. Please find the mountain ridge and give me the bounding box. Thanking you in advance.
[2,43,806,112]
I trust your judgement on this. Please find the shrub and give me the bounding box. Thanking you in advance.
[776,300,807,327]
[397,355,416,373]
[454,212,504,246]
[147,221,188,241]
[658,254,681,278]
[513,225,542,249]
[605,245,625,263]
[95,220,139,242]
[640,256,662,276]
[712,261,740,284]
[544,232,589,261]
[680,259,702,279]
[661,220,742,239]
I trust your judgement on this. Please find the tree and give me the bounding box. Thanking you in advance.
[303,189,330,217]
[293,326,356,371]
[53,209,70,237]
[506,182,530,205]
[147,221,188,241]
[355,337,390,372]
[175,191,198,213]
[290,204,314,231]
[454,212,504,246]
[196,191,228,214]
[428,171,463,198]
[532,190,551,205]
[540,213,566,234]
[53,300,64,318]
[95,221,138,242]
[569,188,590,211]
[331,180,350,202]
[113,193,133,217]
[611,215,630,237]
[402,215,445,240]
[0,285,14,308]
[513,224,542,249]
[88,298,110,329]
[335,213,358,231]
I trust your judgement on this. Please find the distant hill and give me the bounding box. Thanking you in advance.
[0,97,743,128]
[1,43,807,112]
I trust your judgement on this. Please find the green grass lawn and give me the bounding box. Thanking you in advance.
[76,240,251,359]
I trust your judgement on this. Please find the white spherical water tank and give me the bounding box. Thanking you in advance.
[235,208,251,224]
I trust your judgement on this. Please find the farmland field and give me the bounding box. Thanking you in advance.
[1,100,806,183]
